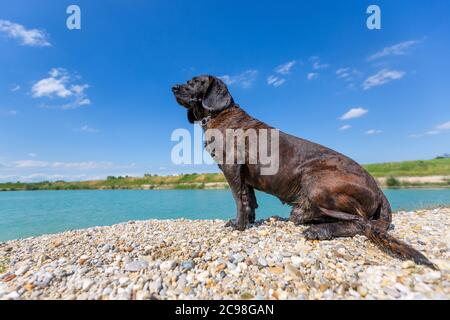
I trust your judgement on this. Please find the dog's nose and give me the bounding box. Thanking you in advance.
[172,85,181,93]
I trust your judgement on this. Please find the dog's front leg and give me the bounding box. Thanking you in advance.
[221,164,252,231]
[247,186,258,224]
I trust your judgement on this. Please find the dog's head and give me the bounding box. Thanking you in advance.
[172,75,234,123]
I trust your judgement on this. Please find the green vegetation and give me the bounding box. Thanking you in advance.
[0,173,227,191]
[1,158,449,191]
[364,158,450,177]
[383,179,450,189]
[386,177,401,188]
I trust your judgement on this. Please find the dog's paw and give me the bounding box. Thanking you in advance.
[224,219,248,231]
[303,226,332,240]
[224,219,236,228]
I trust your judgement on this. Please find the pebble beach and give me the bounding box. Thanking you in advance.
[0,208,449,300]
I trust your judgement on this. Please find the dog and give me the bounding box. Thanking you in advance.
[172,75,436,269]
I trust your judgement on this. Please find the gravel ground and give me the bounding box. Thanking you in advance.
[0,208,449,300]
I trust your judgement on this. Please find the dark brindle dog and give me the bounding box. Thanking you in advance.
[172,75,436,268]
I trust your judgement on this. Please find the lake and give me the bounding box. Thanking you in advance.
[1,189,450,242]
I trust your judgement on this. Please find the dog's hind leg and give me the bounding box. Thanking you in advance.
[289,202,333,225]
[303,221,361,240]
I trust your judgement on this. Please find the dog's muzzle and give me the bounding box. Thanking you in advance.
[172,85,182,93]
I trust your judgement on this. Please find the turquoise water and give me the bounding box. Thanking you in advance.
[1,189,450,242]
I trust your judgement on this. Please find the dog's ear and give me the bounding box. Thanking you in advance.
[202,77,233,112]
[187,109,196,124]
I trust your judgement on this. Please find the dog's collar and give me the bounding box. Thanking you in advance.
[199,105,239,128]
[200,115,212,127]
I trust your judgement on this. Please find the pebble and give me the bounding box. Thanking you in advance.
[383,287,401,298]
[33,271,53,288]
[15,265,30,276]
[233,253,245,263]
[285,264,301,279]
[177,274,187,288]
[6,291,20,300]
[0,208,448,300]
[357,285,368,297]
[118,277,130,286]
[401,261,415,269]
[180,261,194,271]
[424,271,441,283]
[160,260,176,272]
[124,261,148,272]
[0,283,7,298]
[197,271,210,283]
[258,257,268,267]
[149,279,162,293]
[291,256,302,267]
[82,279,94,291]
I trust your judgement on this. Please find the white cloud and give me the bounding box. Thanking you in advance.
[336,68,350,78]
[0,19,51,47]
[266,60,298,87]
[31,68,91,109]
[267,75,286,87]
[366,129,382,135]
[0,173,104,183]
[275,60,297,75]
[51,162,116,170]
[368,39,422,61]
[1,109,18,116]
[303,57,328,80]
[436,121,450,131]
[307,73,319,80]
[336,68,361,82]
[219,70,258,88]
[28,153,38,158]
[10,84,21,92]
[14,160,49,168]
[339,108,368,120]
[11,160,135,170]
[32,70,72,98]
[362,69,405,90]
[310,56,329,70]
[339,125,352,131]
[79,125,99,133]
[409,121,450,138]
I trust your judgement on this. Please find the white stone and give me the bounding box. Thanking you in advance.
[82,279,94,291]
[160,260,176,272]
[15,265,30,276]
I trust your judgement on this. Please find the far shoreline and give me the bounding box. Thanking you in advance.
[1,178,450,192]
[1,158,449,191]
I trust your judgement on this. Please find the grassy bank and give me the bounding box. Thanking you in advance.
[364,158,450,177]
[1,158,449,191]
[382,177,450,189]
[0,173,228,191]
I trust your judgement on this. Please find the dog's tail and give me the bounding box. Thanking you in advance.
[319,207,438,270]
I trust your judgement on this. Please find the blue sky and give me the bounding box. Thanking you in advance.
[0,0,449,182]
